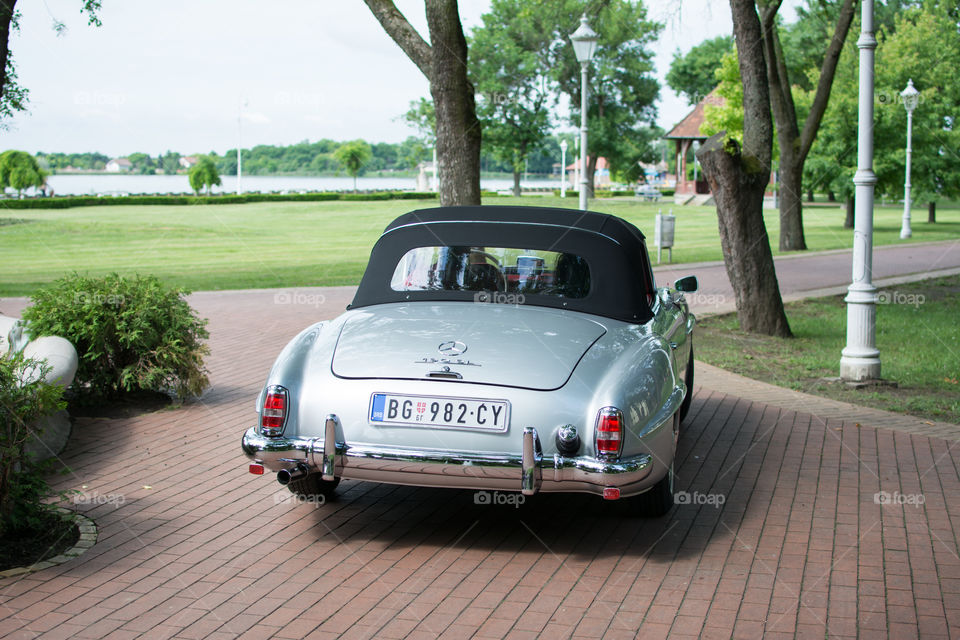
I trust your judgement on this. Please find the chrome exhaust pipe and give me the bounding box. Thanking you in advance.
[277,463,309,486]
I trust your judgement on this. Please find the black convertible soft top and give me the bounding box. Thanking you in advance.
[349,206,658,323]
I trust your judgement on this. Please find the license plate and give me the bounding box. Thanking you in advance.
[369,393,510,432]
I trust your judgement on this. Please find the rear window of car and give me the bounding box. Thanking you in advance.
[390,246,591,299]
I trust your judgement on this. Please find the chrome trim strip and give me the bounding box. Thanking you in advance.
[383,220,623,246]
[241,427,654,497]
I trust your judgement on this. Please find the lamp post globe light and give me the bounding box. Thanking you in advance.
[569,14,598,211]
[900,79,919,239]
[559,139,568,198]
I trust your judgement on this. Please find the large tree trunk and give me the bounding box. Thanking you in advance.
[929,201,936,223]
[0,0,16,101]
[759,0,856,252]
[844,195,854,229]
[512,171,521,197]
[778,155,807,250]
[426,0,480,206]
[699,135,791,337]
[697,0,791,338]
[364,0,481,206]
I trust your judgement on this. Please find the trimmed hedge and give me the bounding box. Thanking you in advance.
[0,191,438,210]
[594,189,636,198]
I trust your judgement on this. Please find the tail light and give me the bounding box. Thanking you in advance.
[596,407,623,458]
[261,385,288,437]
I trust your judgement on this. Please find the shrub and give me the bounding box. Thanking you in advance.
[0,354,66,538]
[23,273,210,401]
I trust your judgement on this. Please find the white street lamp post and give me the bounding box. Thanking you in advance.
[900,79,919,239]
[570,14,598,211]
[840,0,881,381]
[573,136,579,194]
[559,140,568,198]
[237,99,247,195]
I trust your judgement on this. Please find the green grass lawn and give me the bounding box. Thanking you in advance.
[0,196,957,296]
[695,275,960,424]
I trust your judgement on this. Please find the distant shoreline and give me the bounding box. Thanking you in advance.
[45,170,552,180]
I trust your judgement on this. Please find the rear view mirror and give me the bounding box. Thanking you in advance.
[675,275,699,293]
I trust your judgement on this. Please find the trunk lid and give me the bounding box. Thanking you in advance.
[331,303,606,391]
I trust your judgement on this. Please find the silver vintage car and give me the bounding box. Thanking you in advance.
[242,206,698,516]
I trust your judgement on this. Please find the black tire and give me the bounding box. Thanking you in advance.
[679,344,694,424]
[632,463,674,517]
[287,473,340,499]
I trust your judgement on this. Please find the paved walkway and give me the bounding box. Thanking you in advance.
[654,239,960,316]
[0,242,958,639]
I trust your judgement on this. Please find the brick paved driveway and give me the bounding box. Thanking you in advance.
[2,289,959,639]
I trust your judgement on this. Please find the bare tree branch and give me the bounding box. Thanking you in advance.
[362,0,433,82]
[799,0,857,163]
[732,0,773,172]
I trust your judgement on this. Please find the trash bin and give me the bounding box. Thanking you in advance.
[654,211,675,264]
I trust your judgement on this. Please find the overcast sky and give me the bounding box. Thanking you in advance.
[2,0,799,157]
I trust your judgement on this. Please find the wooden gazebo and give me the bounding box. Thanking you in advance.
[663,89,724,197]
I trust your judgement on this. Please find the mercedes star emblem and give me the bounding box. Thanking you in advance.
[438,340,467,357]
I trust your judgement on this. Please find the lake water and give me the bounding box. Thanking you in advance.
[41,174,563,196]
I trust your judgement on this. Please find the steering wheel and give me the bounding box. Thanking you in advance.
[468,250,507,291]
[470,250,502,268]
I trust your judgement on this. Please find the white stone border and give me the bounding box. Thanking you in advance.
[0,508,97,578]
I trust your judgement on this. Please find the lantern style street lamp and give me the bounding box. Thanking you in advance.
[900,79,919,239]
[559,140,568,198]
[569,14,598,211]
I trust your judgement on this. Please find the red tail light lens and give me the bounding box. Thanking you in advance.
[596,407,624,458]
[261,385,288,437]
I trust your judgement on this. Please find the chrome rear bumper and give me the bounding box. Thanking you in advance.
[242,416,655,498]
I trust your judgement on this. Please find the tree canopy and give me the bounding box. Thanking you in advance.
[333,139,373,190]
[802,1,960,216]
[547,0,662,190]
[469,0,554,196]
[0,149,46,196]
[188,157,220,196]
[666,35,732,106]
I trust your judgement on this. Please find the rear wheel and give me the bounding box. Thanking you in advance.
[679,344,694,423]
[632,462,674,517]
[287,473,340,499]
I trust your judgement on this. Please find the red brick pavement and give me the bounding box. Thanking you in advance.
[1,288,959,639]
